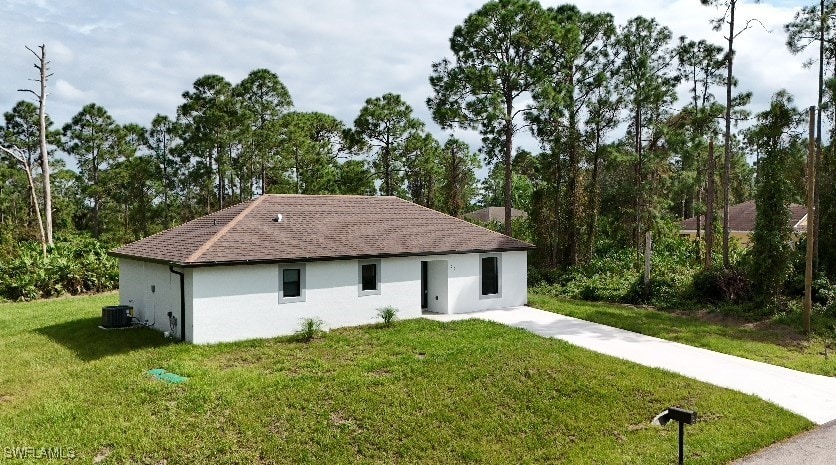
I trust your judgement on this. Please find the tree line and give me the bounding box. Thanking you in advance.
[1,71,482,246]
[3,0,836,294]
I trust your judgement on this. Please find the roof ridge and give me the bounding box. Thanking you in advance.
[263,193,388,198]
[185,196,268,264]
[114,200,251,253]
[392,197,534,247]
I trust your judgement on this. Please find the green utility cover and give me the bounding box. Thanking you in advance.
[147,368,188,384]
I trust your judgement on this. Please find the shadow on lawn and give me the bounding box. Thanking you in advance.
[36,317,174,361]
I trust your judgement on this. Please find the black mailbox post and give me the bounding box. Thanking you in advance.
[667,407,697,425]
[652,407,697,464]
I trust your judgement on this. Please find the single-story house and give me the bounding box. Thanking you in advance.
[111,195,534,344]
[679,200,807,246]
[463,206,527,225]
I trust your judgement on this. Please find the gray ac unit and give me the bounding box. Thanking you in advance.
[101,305,132,328]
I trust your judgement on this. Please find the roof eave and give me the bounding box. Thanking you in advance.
[792,214,808,230]
[108,251,184,267]
[111,246,534,268]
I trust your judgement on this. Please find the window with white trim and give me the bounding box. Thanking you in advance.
[279,264,306,303]
[480,254,501,298]
[358,259,381,296]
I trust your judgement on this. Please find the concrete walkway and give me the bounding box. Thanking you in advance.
[423,306,836,425]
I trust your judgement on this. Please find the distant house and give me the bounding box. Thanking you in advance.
[111,195,534,344]
[679,200,808,246]
[464,206,527,225]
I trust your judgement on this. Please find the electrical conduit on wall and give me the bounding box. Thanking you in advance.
[168,266,185,341]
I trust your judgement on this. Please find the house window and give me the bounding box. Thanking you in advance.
[358,259,381,296]
[283,269,301,297]
[480,254,501,298]
[279,264,306,303]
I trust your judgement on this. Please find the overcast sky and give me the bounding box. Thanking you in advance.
[0,0,818,168]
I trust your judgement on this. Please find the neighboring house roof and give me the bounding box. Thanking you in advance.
[680,200,808,233]
[111,195,534,267]
[464,206,527,224]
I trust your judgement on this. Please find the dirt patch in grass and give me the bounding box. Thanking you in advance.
[605,299,808,348]
[213,350,270,370]
[609,299,805,343]
[674,308,808,347]
[329,411,361,431]
[369,368,391,377]
[93,446,112,464]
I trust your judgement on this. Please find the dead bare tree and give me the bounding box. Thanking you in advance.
[705,139,716,269]
[0,145,47,257]
[18,44,54,247]
[702,0,763,267]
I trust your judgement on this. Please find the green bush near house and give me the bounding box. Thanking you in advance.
[295,317,325,342]
[813,276,836,316]
[377,305,399,326]
[0,234,118,301]
[689,265,752,304]
[532,237,701,308]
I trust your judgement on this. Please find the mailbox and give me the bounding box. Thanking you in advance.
[652,407,697,464]
[667,407,697,425]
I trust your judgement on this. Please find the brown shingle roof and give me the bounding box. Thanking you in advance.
[111,195,534,266]
[463,206,527,224]
[680,200,808,232]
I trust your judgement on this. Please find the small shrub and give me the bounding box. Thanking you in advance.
[813,276,836,316]
[690,269,722,302]
[691,266,751,304]
[528,267,563,287]
[766,297,801,318]
[552,248,637,303]
[625,275,685,307]
[529,282,563,297]
[295,318,324,342]
[377,306,399,326]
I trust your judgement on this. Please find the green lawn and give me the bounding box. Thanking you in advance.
[0,293,811,464]
[530,293,836,377]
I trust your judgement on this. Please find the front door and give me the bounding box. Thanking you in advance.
[421,261,428,309]
[423,260,449,314]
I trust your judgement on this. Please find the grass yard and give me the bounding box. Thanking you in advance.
[530,293,836,377]
[0,293,811,464]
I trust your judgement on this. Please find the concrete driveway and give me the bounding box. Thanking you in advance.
[423,306,836,425]
[731,420,836,464]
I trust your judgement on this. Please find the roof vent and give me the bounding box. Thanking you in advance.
[273,214,283,223]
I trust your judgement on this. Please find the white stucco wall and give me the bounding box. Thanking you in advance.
[183,269,194,342]
[120,250,528,344]
[118,259,182,335]
[445,250,528,313]
[190,257,423,344]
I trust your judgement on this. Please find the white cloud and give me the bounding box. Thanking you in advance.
[52,79,94,103]
[63,20,121,35]
[0,0,823,167]
[49,41,74,64]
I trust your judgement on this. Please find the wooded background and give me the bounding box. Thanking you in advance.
[3,0,836,310]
